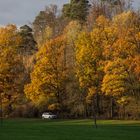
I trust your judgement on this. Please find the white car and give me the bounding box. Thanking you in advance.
[42,112,57,119]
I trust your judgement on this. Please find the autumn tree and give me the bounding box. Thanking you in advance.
[101,11,140,118]
[24,36,67,113]
[101,59,130,118]
[107,11,140,96]
[75,26,105,126]
[0,25,24,116]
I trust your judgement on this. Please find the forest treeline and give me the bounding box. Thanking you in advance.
[0,0,140,119]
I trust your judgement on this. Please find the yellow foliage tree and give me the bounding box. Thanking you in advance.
[24,36,67,112]
[0,25,24,116]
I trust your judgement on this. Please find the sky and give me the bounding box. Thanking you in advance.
[0,0,69,26]
[0,0,139,26]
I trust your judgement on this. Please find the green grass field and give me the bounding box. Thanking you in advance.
[0,119,140,140]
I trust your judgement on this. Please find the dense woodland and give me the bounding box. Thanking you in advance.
[0,0,140,119]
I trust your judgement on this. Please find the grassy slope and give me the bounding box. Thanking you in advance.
[0,119,140,140]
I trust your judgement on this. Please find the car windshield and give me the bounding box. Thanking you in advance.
[43,112,53,115]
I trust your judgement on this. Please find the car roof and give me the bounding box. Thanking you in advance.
[43,112,53,114]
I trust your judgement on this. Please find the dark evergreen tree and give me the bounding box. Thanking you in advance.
[19,25,37,55]
[62,0,90,22]
[19,25,37,89]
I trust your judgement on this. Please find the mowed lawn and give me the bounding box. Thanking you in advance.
[0,119,140,140]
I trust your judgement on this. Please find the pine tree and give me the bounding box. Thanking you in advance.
[62,0,90,22]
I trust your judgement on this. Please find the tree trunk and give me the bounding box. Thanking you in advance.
[96,93,100,116]
[124,105,126,119]
[7,95,13,116]
[93,94,97,128]
[110,97,114,119]
[0,92,3,126]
